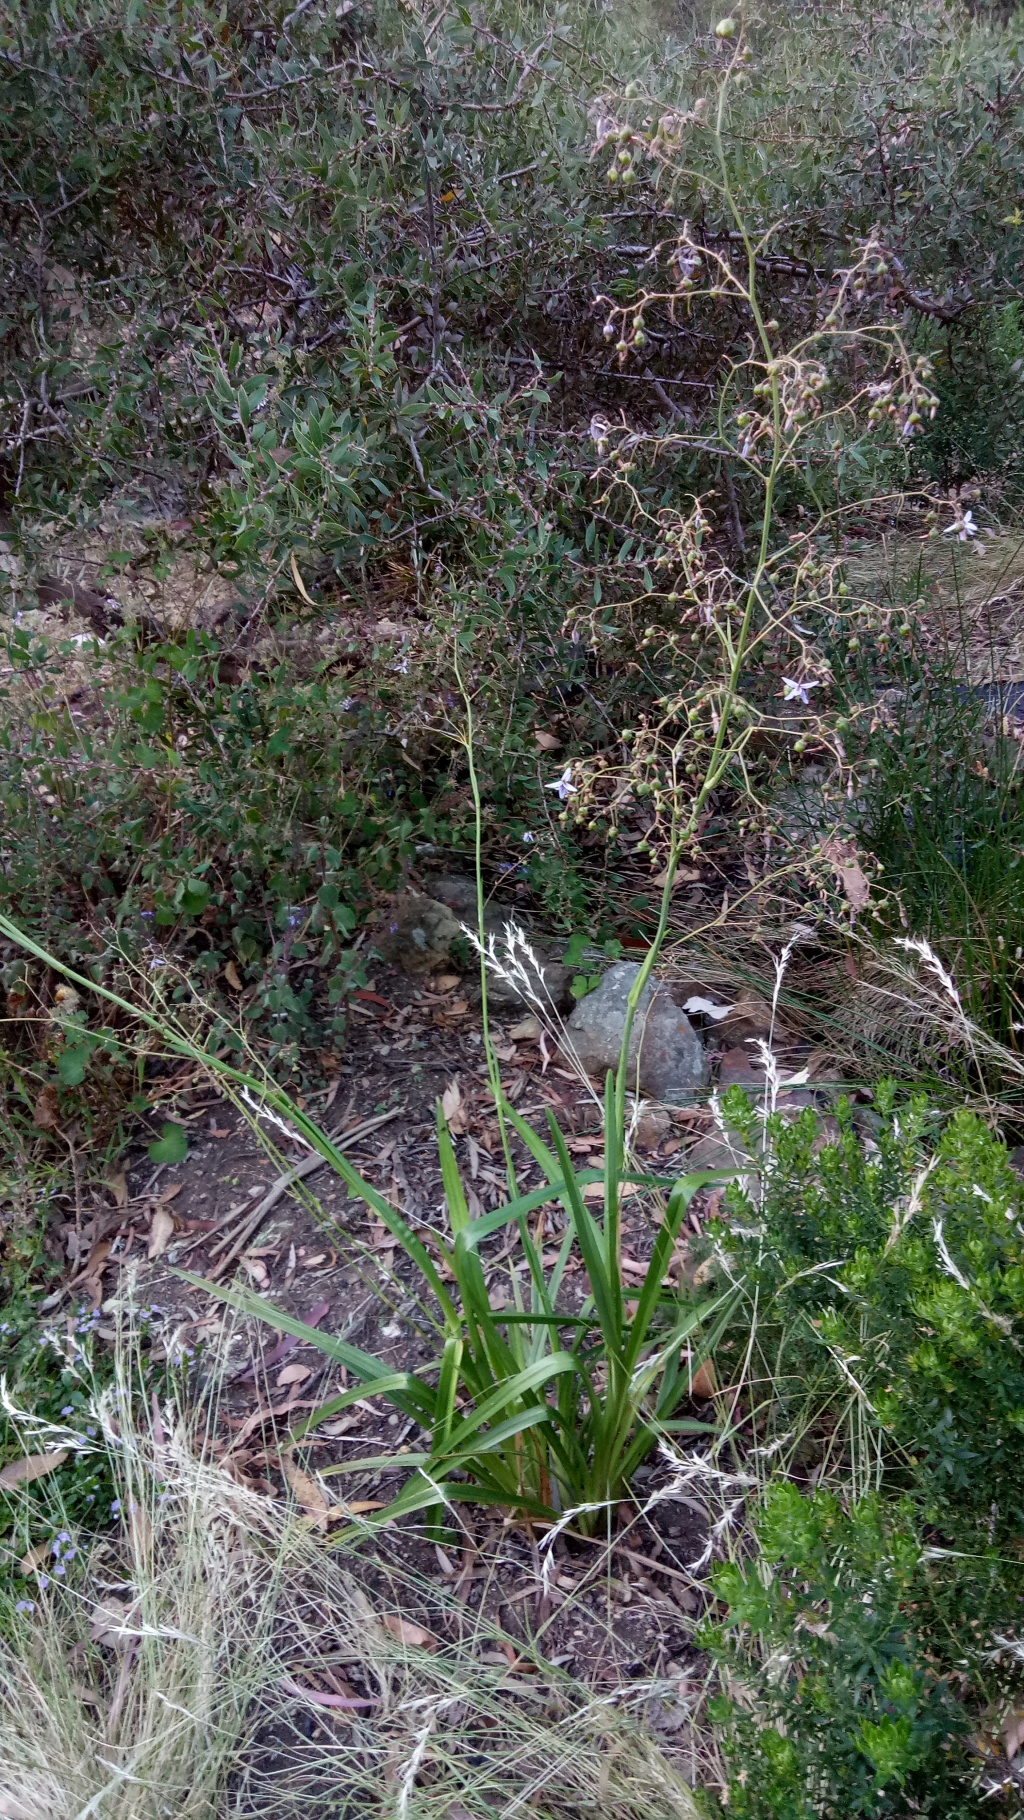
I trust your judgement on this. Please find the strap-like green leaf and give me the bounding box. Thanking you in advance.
[177,1271,434,1420]
[622,1171,726,1375]
[433,1333,464,1453]
[287,1372,428,1446]
[437,1102,470,1235]
[442,1350,576,1453]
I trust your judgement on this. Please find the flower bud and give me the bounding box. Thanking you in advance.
[715,16,737,36]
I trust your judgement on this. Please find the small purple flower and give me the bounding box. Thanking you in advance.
[39,1575,49,1591]
[522,831,535,844]
[61,1405,74,1416]
[15,1601,34,1615]
[53,1563,66,1577]
[110,1499,121,1516]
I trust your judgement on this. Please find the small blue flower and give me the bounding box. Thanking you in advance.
[61,1405,74,1416]
[15,1601,34,1615]
[39,1575,49,1591]
[110,1499,121,1516]
[53,1563,66,1577]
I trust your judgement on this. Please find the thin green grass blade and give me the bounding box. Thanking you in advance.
[603,1071,621,1300]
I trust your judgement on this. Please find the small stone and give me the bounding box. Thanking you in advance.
[564,962,709,1104]
[717,1046,766,1088]
[429,875,479,913]
[632,1104,672,1150]
[509,1014,541,1041]
[377,892,462,974]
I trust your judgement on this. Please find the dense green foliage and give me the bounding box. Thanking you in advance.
[700,1091,1024,1815]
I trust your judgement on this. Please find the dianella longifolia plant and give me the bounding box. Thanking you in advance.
[564,18,946,1049]
[179,28,949,1536]
[0,22,954,1543]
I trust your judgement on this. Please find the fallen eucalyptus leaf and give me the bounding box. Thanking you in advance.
[0,1449,69,1489]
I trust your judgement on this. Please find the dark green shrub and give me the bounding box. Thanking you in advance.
[704,1488,978,1819]
[699,1090,1024,1815]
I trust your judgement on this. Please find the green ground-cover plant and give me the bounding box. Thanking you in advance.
[833,630,1024,1058]
[703,1488,982,1819]
[693,1086,1024,1815]
[0,618,403,1061]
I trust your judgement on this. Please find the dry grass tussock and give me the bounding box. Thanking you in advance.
[0,1322,700,1820]
[844,937,1024,1111]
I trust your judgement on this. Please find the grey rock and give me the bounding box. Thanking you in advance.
[429,875,480,913]
[472,902,573,1008]
[483,940,573,1011]
[377,886,573,1004]
[377,892,463,974]
[564,961,709,1104]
